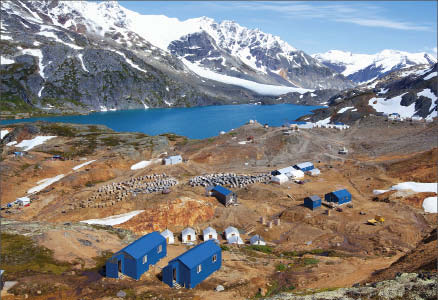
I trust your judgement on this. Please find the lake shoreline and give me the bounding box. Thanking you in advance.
[0,101,323,121]
[0,103,322,139]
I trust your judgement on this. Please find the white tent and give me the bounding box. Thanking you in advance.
[16,197,30,206]
[224,226,240,240]
[203,226,218,241]
[182,227,196,243]
[161,229,174,244]
[250,235,266,246]
[307,168,321,176]
[227,235,244,245]
[271,174,288,184]
[289,169,305,179]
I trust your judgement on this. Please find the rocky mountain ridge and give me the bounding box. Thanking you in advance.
[313,49,436,84]
[298,63,438,124]
[0,0,351,116]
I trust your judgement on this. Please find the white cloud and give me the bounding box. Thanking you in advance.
[338,18,430,31]
[232,2,432,32]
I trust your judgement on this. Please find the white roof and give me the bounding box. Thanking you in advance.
[290,169,305,178]
[182,227,195,236]
[168,155,182,159]
[203,226,216,235]
[227,235,244,244]
[277,166,295,174]
[309,168,320,174]
[161,229,173,237]
[272,174,288,180]
[225,226,239,235]
[295,162,313,169]
[250,235,265,243]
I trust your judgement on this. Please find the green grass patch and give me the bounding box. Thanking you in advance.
[303,258,319,265]
[101,136,121,147]
[1,233,71,278]
[246,245,273,254]
[220,245,230,251]
[41,123,77,137]
[282,249,349,258]
[276,263,286,271]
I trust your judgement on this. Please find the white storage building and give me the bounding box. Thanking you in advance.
[203,226,218,241]
[182,227,196,243]
[250,235,266,246]
[271,174,288,184]
[224,226,240,240]
[161,229,175,244]
[163,155,182,165]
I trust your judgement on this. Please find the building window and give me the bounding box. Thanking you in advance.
[197,264,202,273]
[212,254,217,263]
[143,255,147,264]
[157,244,162,253]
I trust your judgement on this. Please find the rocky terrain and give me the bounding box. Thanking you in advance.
[0,119,436,300]
[298,63,437,124]
[264,273,437,300]
[0,0,355,118]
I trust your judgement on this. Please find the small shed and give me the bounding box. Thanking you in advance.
[203,227,217,241]
[325,189,352,205]
[162,240,221,289]
[161,229,175,244]
[163,155,182,165]
[250,235,266,246]
[182,227,196,243]
[16,197,30,206]
[227,235,244,245]
[306,168,321,176]
[224,226,240,241]
[211,186,237,207]
[271,174,288,184]
[293,162,314,172]
[106,231,166,280]
[304,195,322,210]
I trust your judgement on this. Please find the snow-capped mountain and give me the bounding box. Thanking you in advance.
[1,0,356,115]
[312,50,436,84]
[299,63,437,124]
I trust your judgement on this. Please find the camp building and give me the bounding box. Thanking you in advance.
[106,231,166,280]
[162,240,221,289]
[325,189,352,205]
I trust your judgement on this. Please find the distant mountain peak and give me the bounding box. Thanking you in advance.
[313,49,437,84]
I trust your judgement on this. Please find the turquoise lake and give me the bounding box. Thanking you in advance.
[0,104,320,139]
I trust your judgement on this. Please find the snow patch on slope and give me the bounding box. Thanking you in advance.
[73,160,96,170]
[80,210,145,226]
[368,93,417,118]
[182,59,312,96]
[28,174,65,194]
[16,136,56,151]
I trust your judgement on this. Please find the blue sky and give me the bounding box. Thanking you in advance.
[119,1,437,55]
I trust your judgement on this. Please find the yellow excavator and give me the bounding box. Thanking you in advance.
[367,215,385,225]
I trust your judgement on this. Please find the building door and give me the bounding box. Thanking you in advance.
[187,234,191,241]
[173,268,176,281]
[209,234,213,239]
[118,260,122,273]
[166,237,169,243]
